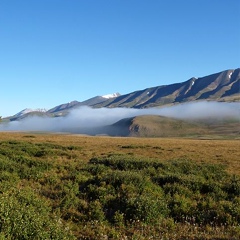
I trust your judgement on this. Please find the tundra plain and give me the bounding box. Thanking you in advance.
[0,132,239,239]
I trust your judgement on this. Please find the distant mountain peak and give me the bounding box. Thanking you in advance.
[14,108,47,117]
[102,93,121,99]
[68,100,78,104]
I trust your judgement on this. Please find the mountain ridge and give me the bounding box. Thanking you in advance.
[47,93,121,114]
[4,68,240,120]
[93,68,239,108]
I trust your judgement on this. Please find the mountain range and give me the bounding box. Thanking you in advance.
[4,68,240,121]
[95,68,239,108]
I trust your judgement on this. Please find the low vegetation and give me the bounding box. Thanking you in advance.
[0,133,239,239]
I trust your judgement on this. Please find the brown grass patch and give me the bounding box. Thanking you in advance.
[1,132,239,175]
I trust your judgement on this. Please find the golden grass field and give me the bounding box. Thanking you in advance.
[1,132,239,175]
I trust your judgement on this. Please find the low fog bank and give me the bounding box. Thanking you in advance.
[0,101,239,134]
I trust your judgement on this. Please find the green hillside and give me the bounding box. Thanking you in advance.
[108,115,239,139]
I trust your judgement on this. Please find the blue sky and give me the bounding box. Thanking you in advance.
[0,0,239,117]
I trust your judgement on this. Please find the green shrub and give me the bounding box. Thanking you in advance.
[0,188,75,239]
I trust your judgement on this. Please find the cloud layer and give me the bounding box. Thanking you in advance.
[1,101,239,134]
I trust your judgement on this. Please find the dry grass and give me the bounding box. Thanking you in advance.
[1,132,239,175]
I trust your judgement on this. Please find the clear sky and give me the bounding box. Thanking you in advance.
[0,0,239,117]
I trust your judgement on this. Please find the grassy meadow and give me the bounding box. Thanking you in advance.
[0,132,239,239]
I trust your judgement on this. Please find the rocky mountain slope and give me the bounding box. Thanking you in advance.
[94,68,240,108]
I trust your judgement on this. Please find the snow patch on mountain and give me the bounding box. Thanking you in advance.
[102,93,120,99]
